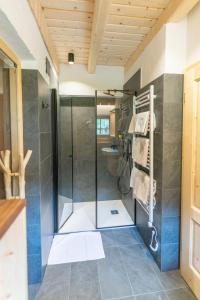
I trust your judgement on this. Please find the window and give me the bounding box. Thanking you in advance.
[97,118,110,135]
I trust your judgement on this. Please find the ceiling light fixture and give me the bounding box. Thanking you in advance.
[68,52,74,64]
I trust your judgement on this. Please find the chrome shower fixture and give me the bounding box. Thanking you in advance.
[103,89,134,96]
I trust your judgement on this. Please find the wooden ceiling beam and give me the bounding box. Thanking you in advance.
[169,0,199,22]
[125,0,199,72]
[88,0,112,73]
[28,0,59,72]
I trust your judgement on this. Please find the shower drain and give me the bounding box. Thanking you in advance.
[111,210,119,215]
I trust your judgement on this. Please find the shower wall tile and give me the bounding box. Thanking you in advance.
[28,254,42,284]
[162,217,180,244]
[162,188,181,217]
[161,243,179,271]
[131,73,183,272]
[23,70,54,284]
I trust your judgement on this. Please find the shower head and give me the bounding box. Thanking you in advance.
[103,89,134,96]
[103,90,116,97]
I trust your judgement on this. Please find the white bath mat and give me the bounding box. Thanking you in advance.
[48,231,105,265]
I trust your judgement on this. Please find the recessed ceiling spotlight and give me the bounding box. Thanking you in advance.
[68,52,74,64]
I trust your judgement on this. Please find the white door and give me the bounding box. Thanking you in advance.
[181,62,200,299]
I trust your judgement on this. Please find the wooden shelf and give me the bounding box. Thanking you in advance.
[0,199,26,239]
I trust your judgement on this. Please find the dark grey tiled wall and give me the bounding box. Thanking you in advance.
[120,69,141,222]
[22,70,54,284]
[135,74,183,271]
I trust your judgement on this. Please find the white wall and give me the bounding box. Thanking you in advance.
[125,21,187,87]
[125,26,166,88]
[0,0,57,86]
[186,1,200,67]
[59,64,124,96]
[165,20,187,74]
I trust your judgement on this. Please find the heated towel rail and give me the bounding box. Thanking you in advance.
[134,85,156,227]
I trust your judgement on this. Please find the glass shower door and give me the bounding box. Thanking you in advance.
[58,97,73,230]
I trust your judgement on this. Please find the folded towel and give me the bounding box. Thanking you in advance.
[134,112,156,135]
[134,138,149,168]
[135,111,149,135]
[128,105,136,134]
[133,169,150,205]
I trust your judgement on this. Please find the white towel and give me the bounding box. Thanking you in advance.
[135,111,149,135]
[134,138,149,167]
[130,167,135,188]
[133,169,150,205]
[128,115,135,134]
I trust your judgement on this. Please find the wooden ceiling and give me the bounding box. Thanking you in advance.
[28,0,199,73]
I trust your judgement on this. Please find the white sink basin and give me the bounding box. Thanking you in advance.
[101,147,119,153]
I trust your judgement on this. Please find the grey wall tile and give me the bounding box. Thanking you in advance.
[27,224,41,255]
[161,243,179,271]
[162,160,181,189]
[162,217,180,244]
[28,254,42,284]
[162,188,181,217]
[40,132,52,162]
[23,69,54,285]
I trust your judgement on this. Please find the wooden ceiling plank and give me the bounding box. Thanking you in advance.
[28,0,59,72]
[46,19,92,30]
[104,32,144,41]
[49,27,91,38]
[88,0,112,73]
[106,24,149,35]
[125,0,199,71]
[54,41,91,49]
[111,0,170,9]
[102,38,141,46]
[110,4,164,19]
[44,8,93,22]
[51,35,91,43]
[40,0,94,13]
[108,14,156,27]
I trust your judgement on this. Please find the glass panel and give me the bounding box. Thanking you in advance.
[58,98,73,229]
[0,55,12,199]
[96,97,133,228]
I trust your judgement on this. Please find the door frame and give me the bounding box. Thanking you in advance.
[0,38,24,196]
[181,60,200,299]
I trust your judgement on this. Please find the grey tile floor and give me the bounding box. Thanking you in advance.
[29,227,197,300]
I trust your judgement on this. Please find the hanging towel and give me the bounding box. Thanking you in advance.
[135,111,149,135]
[134,137,149,168]
[133,169,150,205]
[130,167,135,188]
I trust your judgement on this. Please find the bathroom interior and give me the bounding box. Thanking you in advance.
[1,1,200,300]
